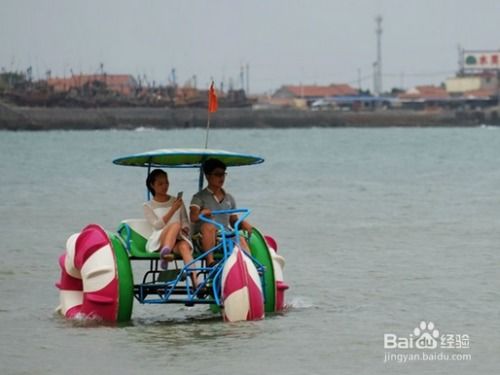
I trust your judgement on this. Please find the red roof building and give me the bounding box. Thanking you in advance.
[463,87,498,99]
[398,85,449,100]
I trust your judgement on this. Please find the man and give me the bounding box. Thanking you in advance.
[190,158,253,266]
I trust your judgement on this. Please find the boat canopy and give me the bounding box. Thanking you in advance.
[113,148,264,168]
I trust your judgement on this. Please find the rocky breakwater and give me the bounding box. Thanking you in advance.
[0,101,486,130]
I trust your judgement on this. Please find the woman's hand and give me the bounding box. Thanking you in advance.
[162,198,183,223]
[171,197,182,212]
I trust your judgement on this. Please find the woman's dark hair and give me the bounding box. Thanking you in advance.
[202,158,227,175]
[146,169,167,196]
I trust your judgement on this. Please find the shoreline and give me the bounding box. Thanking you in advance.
[0,102,495,130]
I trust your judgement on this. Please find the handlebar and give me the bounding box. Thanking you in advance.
[198,208,251,233]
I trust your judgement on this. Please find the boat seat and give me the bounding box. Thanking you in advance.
[117,219,159,259]
[117,219,224,262]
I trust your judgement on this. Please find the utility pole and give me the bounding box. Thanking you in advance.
[245,63,250,95]
[357,68,362,91]
[171,68,177,87]
[457,44,464,76]
[240,65,245,91]
[374,15,383,96]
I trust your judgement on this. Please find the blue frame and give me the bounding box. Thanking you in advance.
[131,209,266,307]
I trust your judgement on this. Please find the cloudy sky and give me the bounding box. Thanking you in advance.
[2,0,500,94]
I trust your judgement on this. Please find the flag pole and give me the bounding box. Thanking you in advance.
[204,111,211,149]
[200,81,217,190]
[200,109,211,190]
[204,80,217,149]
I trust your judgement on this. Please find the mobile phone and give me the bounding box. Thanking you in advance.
[177,191,183,199]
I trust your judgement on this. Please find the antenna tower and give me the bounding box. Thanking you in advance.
[374,15,383,96]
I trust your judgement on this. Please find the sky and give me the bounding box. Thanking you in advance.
[2,0,500,94]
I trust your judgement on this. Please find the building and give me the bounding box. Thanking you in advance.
[445,72,498,95]
[273,84,358,100]
[398,85,450,110]
[444,49,500,107]
[398,83,498,111]
[47,74,138,96]
[272,84,358,108]
[311,95,395,111]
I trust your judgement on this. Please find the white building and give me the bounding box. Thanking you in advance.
[445,73,498,95]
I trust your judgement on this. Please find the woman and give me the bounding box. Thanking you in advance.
[144,169,197,286]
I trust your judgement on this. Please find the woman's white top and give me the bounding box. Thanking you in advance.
[143,197,192,252]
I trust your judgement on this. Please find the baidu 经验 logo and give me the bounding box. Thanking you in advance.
[383,321,471,363]
[385,321,441,349]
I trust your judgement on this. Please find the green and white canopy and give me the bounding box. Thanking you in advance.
[113,148,264,168]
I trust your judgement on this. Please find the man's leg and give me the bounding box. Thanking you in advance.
[200,223,217,265]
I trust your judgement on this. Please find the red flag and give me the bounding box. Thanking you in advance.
[208,81,218,113]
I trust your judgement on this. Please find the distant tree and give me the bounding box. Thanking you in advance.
[0,71,27,91]
[390,87,405,96]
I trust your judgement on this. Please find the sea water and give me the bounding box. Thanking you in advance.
[0,127,499,374]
